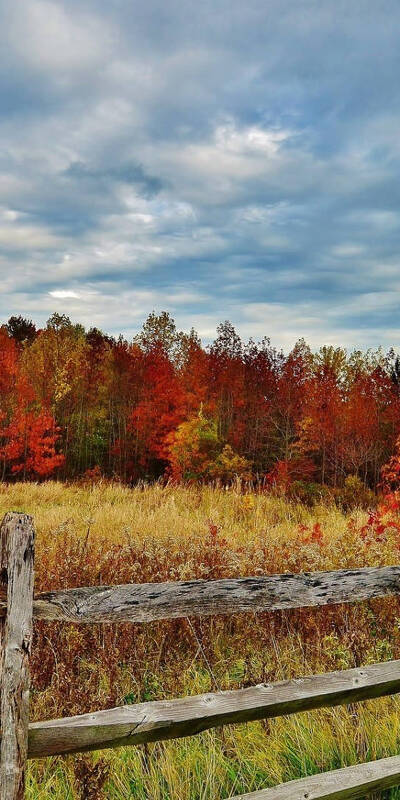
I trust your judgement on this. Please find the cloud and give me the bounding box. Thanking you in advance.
[6,0,112,74]
[49,290,80,299]
[64,161,165,198]
[0,0,400,349]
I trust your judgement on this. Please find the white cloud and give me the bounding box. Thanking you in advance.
[8,0,113,74]
[331,244,365,258]
[49,290,80,299]
[214,122,290,155]
[0,223,60,250]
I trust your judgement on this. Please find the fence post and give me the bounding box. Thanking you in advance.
[0,513,35,800]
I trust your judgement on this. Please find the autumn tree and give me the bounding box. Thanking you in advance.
[273,339,312,465]
[167,412,220,481]
[0,406,64,479]
[0,309,399,488]
[208,321,245,447]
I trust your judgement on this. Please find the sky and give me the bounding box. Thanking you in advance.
[1,0,400,351]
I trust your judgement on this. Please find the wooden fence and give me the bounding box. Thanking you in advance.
[2,512,400,798]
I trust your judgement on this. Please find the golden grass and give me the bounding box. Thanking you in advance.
[0,481,398,798]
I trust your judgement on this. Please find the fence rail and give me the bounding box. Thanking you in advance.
[18,659,400,758]
[1,564,400,624]
[1,511,400,799]
[230,755,400,800]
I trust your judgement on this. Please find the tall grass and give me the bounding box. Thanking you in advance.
[0,481,399,798]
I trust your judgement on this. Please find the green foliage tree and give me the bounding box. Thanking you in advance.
[6,315,36,346]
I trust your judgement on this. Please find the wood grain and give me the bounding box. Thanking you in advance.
[21,659,400,758]
[0,513,35,799]
[230,754,400,800]
[2,565,399,625]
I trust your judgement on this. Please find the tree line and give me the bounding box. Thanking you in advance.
[1,310,400,490]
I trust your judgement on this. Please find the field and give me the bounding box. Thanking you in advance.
[2,481,400,799]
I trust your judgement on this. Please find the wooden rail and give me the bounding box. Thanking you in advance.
[230,755,400,800]
[1,565,400,624]
[20,660,400,758]
[1,511,400,798]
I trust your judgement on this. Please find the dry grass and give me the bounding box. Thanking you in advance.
[0,481,399,798]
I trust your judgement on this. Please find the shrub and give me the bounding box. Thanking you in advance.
[208,444,253,484]
[287,480,332,507]
[336,474,376,510]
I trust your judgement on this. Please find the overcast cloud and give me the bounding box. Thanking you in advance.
[0,0,399,349]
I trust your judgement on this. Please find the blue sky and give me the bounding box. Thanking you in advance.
[1,0,400,349]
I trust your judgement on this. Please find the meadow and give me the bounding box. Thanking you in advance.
[2,481,400,799]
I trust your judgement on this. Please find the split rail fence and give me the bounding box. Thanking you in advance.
[2,512,400,798]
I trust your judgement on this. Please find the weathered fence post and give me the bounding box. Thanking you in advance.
[0,513,35,799]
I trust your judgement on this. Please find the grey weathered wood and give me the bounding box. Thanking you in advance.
[0,513,35,799]
[229,754,400,800]
[2,565,400,625]
[19,659,400,757]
